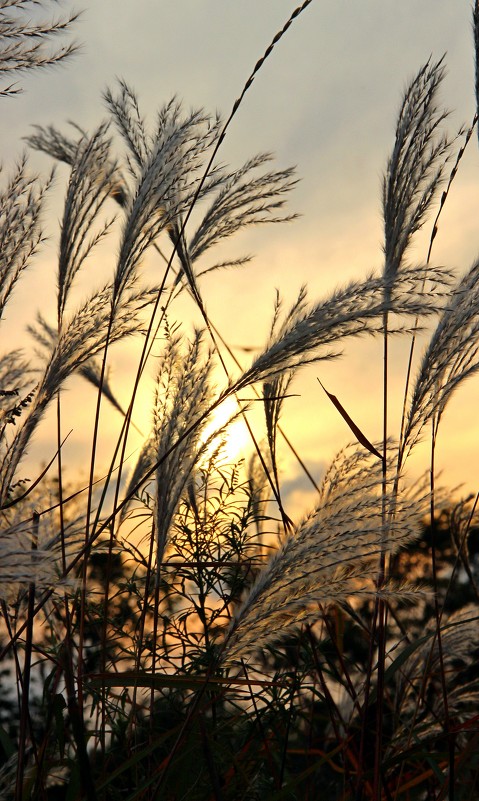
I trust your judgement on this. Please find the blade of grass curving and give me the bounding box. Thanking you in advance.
[317,379,382,460]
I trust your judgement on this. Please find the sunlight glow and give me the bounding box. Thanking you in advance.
[200,397,252,464]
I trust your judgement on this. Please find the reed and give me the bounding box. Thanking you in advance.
[1,3,479,800]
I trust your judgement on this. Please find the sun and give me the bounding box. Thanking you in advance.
[200,397,252,464]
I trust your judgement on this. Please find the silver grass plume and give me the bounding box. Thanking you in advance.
[125,326,228,568]
[233,266,453,392]
[383,57,451,289]
[0,474,118,602]
[29,312,127,420]
[0,157,53,320]
[0,1,79,97]
[0,351,33,409]
[402,258,479,457]
[246,451,270,538]
[57,123,118,320]
[262,288,307,496]
[26,86,298,292]
[391,605,479,754]
[0,283,154,502]
[25,121,82,165]
[153,329,239,568]
[222,445,431,664]
[188,152,298,263]
[0,507,82,601]
[106,88,223,304]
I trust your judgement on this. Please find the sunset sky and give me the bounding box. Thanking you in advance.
[4,1,479,515]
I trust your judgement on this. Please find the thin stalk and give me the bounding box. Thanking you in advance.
[372,311,390,800]
[357,310,389,801]
[306,624,359,799]
[98,519,116,766]
[77,313,115,714]
[15,513,38,801]
[279,668,298,791]
[429,418,455,800]
[125,519,156,744]
[56,392,67,574]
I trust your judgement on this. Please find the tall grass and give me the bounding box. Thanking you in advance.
[1,3,479,799]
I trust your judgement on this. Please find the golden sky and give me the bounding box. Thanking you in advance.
[4,1,479,516]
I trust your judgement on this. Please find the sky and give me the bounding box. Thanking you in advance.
[4,1,479,517]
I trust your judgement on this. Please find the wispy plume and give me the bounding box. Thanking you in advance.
[0,1,79,97]
[119,326,227,567]
[262,288,307,495]
[383,57,452,287]
[0,157,53,320]
[0,282,154,502]
[106,88,222,303]
[391,605,479,753]
[223,445,430,663]
[57,123,118,320]
[188,153,298,263]
[26,86,299,301]
[0,508,82,600]
[402,258,479,456]
[29,312,128,419]
[233,267,452,392]
[151,329,243,567]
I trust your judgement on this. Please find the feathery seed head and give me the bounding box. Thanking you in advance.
[222,444,431,664]
[383,58,451,283]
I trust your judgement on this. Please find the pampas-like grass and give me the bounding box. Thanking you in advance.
[188,152,298,263]
[0,518,75,598]
[383,57,452,286]
[222,445,431,664]
[26,86,299,302]
[152,328,216,566]
[57,123,118,320]
[0,493,85,598]
[122,326,241,569]
[2,8,479,797]
[0,282,154,503]
[108,94,221,303]
[28,312,128,419]
[402,257,479,456]
[390,605,479,755]
[262,288,307,497]
[0,1,79,97]
[233,266,453,392]
[0,157,53,320]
